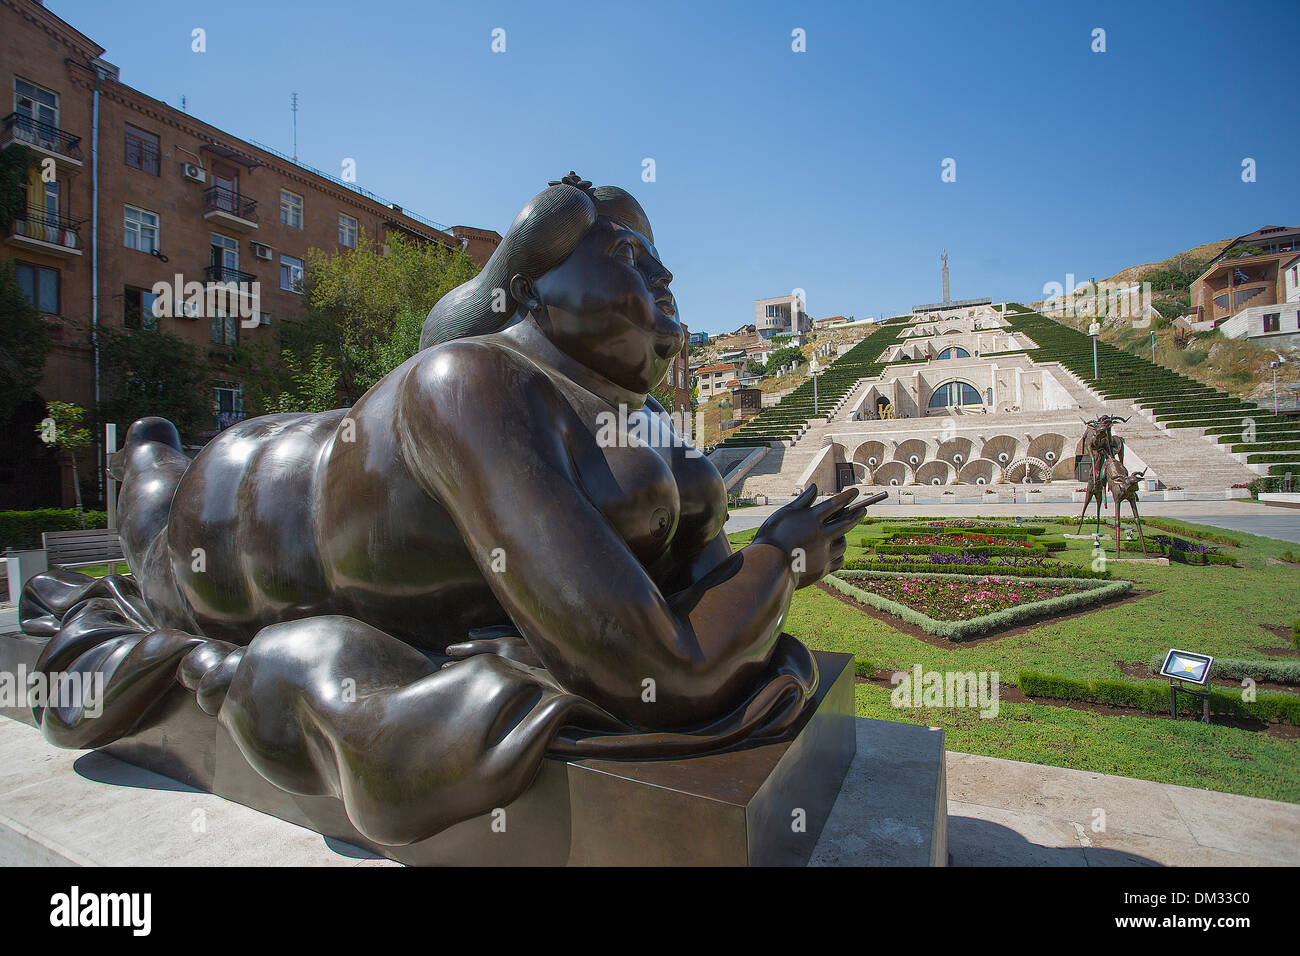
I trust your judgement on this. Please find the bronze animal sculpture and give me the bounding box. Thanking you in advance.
[1104,457,1147,556]
[19,173,876,846]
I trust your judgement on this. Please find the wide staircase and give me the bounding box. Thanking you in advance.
[716,321,904,448]
[1005,306,1300,482]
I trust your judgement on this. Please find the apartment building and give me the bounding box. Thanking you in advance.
[754,293,811,338]
[694,362,743,401]
[1189,225,1300,334]
[0,0,500,508]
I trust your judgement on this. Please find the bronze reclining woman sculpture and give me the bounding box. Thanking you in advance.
[21,173,873,845]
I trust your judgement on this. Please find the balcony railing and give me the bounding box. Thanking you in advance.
[203,185,258,223]
[10,204,81,250]
[204,263,256,285]
[2,112,83,162]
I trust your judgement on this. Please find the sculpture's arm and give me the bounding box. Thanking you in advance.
[397,343,852,730]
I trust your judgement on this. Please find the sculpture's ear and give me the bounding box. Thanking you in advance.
[510,274,541,313]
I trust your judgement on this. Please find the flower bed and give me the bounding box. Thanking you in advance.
[826,569,1132,640]
[844,552,1110,579]
[1123,535,1237,566]
[874,530,1059,557]
[886,521,1049,535]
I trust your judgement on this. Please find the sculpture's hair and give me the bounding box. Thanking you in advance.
[419,173,653,350]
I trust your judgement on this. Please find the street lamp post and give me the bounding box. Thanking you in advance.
[1272,361,1280,415]
[1089,322,1100,380]
[811,357,820,417]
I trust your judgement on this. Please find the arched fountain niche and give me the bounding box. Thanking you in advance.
[893,438,929,470]
[872,461,910,487]
[915,460,955,486]
[852,440,888,470]
[980,434,1020,469]
[1004,457,1053,484]
[957,458,1000,485]
[935,436,974,469]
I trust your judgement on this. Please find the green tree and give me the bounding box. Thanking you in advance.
[0,259,51,424]
[37,401,91,523]
[266,231,479,406]
[0,144,31,233]
[98,326,213,444]
[266,345,341,414]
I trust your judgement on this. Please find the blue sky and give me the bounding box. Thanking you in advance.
[51,0,1299,334]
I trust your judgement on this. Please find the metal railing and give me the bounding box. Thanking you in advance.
[125,135,160,175]
[2,112,83,161]
[203,185,259,223]
[11,204,81,249]
[215,410,247,432]
[204,263,256,284]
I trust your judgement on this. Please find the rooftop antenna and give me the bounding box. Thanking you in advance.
[291,92,299,161]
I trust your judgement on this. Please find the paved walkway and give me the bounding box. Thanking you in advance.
[946,752,1300,866]
[725,498,1300,542]
[1,717,1295,866]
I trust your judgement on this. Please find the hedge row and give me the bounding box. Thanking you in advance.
[842,558,1110,579]
[0,509,108,551]
[1121,541,1237,566]
[826,570,1132,641]
[1145,655,1300,686]
[881,524,1049,536]
[1018,670,1300,726]
[874,543,1050,558]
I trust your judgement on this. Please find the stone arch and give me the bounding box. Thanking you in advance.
[957,458,1000,485]
[1027,433,1067,468]
[980,434,1020,467]
[935,436,974,468]
[915,460,955,486]
[1004,456,1053,484]
[893,438,929,469]
[852,440,888,469]
[871,461,909,486]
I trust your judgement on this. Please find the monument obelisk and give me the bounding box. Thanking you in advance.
[941,250,950,304]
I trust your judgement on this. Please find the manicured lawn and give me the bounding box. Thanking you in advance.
[730,515,1300,804]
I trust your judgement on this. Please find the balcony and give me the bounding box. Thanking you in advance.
[204,263,257,285]
[6,204,82,257]
[202,185,258,231]
[1,113,83,168]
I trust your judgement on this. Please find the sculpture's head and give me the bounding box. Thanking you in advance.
[421,172,683,395]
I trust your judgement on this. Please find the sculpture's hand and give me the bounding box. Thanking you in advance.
[753,485,868,588]
[445,625,543,669]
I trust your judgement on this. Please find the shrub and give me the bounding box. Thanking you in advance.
[828,570,1131,641]
[1018,670,1300,725]
[0,508,108,550]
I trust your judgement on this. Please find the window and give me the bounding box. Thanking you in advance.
[936,346,970,360]
[15,261,58,313]
[210,310,237,346]
[280,254,304,292]
[210,233,239,278]
[1264,312,1281,333]
[280,190,303,228]
[927,381,983,409]
[124,124,160,175]
[338,213,358,248]
[13,78,59,150]
[124,286,159,330]
[124,205,159,253]
[214,382,244,430]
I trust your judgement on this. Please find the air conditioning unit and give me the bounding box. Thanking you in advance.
[250,241,272,260]
[182,162,206,183]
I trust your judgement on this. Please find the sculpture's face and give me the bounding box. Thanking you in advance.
[531,217,683,395]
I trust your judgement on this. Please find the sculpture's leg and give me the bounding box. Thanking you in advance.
[1075,489,1091,533]
[1131,498,1146,554]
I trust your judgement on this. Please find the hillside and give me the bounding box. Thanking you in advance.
[1032,236,1298,410]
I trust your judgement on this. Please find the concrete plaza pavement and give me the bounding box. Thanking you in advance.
[1,716,1296,866]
